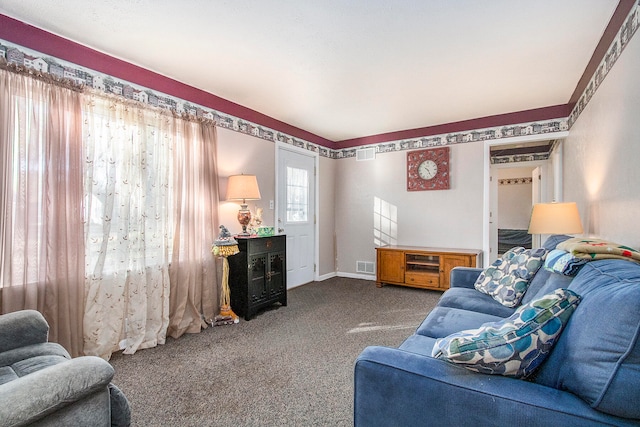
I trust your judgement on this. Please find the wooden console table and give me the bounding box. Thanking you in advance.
[376,246,482,291]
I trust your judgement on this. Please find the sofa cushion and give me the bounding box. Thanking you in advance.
[533,260,640,419]
[0,366,18,385]
[0,342,70,368]
[520,265,575,306]
[540,234,572,250]
[416,306,504,339]
[544,249,589,276]
[436,287,516,318]
[0,354,69,385]
[398,334,438,357]
[431,288,581,378]
[474,247,549,307]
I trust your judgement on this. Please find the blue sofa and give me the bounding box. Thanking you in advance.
[355,235,640,426]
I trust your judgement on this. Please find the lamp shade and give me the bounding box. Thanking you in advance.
[528,202,583,234]
[226,174,261,201]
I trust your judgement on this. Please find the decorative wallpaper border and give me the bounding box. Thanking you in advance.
[568,2,639,127]
[337,118,568,160]
[0,39,332,158]
[499,177,533,186]
[0,1,638,163]
[491,152,551,165]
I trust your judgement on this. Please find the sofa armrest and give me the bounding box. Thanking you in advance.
[0,356,115,427]
[354,346,635,426]
[0,310,49,353]
[449,266,483,289]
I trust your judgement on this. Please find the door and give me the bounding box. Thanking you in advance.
[276,145,316,288]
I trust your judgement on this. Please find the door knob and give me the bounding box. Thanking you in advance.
[278,228,284,233]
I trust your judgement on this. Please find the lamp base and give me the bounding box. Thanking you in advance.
[213,305,239,326]
[237,203,252,235]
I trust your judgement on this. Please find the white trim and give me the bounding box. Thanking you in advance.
[337,272,377,281]
[489,131,569,147]
[552,141,563,202]
[482,131,569,267]
[275,141,320,283]
[316,272,337,281]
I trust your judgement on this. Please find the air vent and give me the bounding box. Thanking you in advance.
[356,147,376,161]
[356,261,375,274]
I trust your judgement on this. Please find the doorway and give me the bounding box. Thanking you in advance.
[484,135,567,265]
[276,143,317,288]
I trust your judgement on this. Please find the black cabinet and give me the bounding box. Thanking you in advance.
[228,235,287,320]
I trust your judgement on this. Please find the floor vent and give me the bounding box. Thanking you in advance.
[356,261,375,274]
[356,147,376,161]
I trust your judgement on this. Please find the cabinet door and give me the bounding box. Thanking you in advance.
[377,249,405,284]
[268,251,286,297]
[248,254,268,304]
[440,255,473,289]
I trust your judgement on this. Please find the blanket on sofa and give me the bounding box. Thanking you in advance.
[558,237,640,263]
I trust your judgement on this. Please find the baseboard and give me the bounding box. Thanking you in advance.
[336,272,376,281]
[316,272,337,281]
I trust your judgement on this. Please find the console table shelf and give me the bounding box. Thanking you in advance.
[376,246,482,291]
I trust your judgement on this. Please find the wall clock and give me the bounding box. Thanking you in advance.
[407,147,450,191]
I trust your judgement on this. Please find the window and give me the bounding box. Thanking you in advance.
[83,102,174,277]
[286,166,308,222]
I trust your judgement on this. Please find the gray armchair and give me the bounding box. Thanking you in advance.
[0,310,130,426]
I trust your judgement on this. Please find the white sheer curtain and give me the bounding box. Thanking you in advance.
[83,92,219,359]
[83,93,173,358]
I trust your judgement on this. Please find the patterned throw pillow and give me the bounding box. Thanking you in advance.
[474,247,549,307]
[544,249,588,276]
[431,288,581,378]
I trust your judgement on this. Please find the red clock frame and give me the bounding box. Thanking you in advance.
[407,147,450,191]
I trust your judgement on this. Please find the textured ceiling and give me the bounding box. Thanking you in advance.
[0,0,620,141]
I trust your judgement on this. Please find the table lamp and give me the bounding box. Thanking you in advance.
[226,174,261,235]
[528,202,584,235]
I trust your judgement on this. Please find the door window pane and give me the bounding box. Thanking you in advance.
[286,166,308,222]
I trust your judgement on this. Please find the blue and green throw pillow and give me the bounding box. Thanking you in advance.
[544,249,588,276]
[474,247,549,307]
[431,288,581,378]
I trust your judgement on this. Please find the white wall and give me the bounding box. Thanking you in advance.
[497,167,534,229]
[318,156,337,277]
[216,128,276,236]
[334,142,485,276]
[564,33,640,248]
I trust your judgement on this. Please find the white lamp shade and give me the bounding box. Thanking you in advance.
[226,174,261,201]
[528,202,583,234]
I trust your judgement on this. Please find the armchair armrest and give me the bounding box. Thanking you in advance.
[0,310,49,353]
[449,266,483,289]
[0,356,115,427]
[355,346,634,426]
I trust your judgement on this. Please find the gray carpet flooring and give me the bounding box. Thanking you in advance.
[109,277,441,426]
